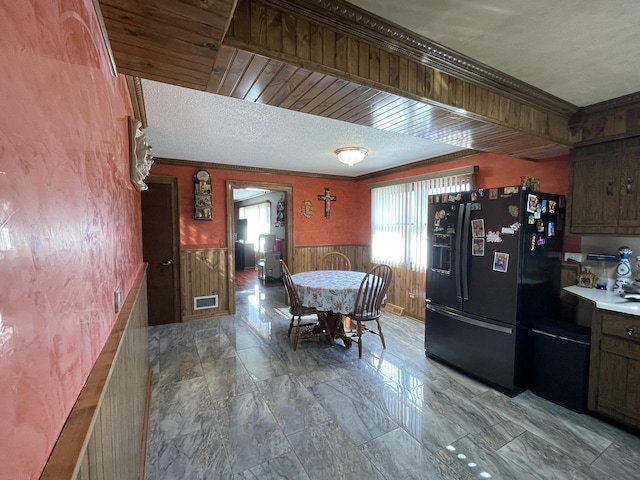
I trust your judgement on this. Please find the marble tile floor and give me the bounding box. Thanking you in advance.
[146,284,640,480]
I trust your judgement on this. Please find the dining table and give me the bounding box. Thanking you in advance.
[290,269,368,348]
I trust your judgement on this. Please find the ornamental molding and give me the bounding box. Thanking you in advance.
[264,0,577,117]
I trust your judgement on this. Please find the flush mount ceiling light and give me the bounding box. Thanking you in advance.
[334,147,368,166]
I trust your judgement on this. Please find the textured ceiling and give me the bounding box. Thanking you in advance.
[143,79,464,177]
[142,0,639,176]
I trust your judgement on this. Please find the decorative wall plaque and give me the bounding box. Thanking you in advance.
[301,199,313,218]
[194,169,212,220]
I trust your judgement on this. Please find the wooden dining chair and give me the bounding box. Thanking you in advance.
[318,251,352,271]
[346,264,393,358]
[280,260,328,350]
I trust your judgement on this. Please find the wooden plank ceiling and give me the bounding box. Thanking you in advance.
[98,0,574,161]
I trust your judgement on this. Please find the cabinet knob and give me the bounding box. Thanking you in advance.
[627,178,633,195]
[607,181,615,196]
[626,327,635,336]
[162,261,172,266]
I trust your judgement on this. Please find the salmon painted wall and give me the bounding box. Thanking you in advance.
[356,152,572,243]
[150,163,371,246]
[0,2,142,479]
[362,152,570,194]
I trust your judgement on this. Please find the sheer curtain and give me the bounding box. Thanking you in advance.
[370,167,475,271]
[238,202,271,246]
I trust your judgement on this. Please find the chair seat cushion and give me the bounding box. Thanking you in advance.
[290,305,319,317]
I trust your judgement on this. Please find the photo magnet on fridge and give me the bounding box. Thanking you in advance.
[471,192,478,201]
[489,188,498,200]
[471,219,485,237]
[548,200,556,213]
[537,219,545,232]
[493,252,509,273]
[508,205,519,217]
[541,200,547,213]
[548,222,555,236]
[472,238,485,256]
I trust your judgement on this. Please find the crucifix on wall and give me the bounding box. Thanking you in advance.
[317,187,336,218]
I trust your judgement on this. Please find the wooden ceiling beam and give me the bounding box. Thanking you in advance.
[223,0,573,159]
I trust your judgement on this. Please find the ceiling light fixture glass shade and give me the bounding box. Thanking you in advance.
[334,147,368,166]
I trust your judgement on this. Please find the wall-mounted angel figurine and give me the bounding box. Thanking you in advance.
[129,117,153,191]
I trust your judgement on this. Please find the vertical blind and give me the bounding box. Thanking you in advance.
[370,167,476,270]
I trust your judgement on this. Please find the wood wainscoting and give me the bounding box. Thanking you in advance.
[40,265,150,480]
[391,267,426,322]
[180,248,230,321]
[293,245,426,322]
[179,245,427,322]
[293,244,372,274]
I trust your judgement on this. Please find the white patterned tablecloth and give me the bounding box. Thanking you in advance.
[291,270,366,315]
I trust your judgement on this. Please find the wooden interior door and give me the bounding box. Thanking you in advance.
[142,176,181,325]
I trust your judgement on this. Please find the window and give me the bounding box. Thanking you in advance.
[370,167,475,270]
[238,202,271,247]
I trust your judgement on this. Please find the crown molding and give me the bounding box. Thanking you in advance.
[264,0,576,117]
[154,151,484,182]
[581,90,640,115]
[126,76,147,128]
[153,157,356,181]
[355,150,483,181]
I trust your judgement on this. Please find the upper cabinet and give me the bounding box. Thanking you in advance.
[568,136,640,235]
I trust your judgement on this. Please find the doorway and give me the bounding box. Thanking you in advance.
[141,175,181,325]
[226,180,294,314]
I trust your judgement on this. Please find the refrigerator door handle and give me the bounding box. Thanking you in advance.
[461,202,472,300]
[454,202,465,299]
[427,303,513,334]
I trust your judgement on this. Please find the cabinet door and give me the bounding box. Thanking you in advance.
[595,312,640,426]
[618,137,640,232]
[597,347,631,414]
[569,142,622,234]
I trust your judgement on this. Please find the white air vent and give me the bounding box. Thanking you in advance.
[193,295,218,310]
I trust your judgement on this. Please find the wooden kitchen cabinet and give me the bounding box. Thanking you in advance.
[588,310,640,430]
[568,136,640,235]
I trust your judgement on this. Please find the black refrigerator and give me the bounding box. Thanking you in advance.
[425,186,565,395]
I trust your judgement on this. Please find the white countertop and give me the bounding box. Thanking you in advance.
[564,285,640,317]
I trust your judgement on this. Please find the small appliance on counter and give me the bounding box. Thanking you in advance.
[585,253,617,290]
